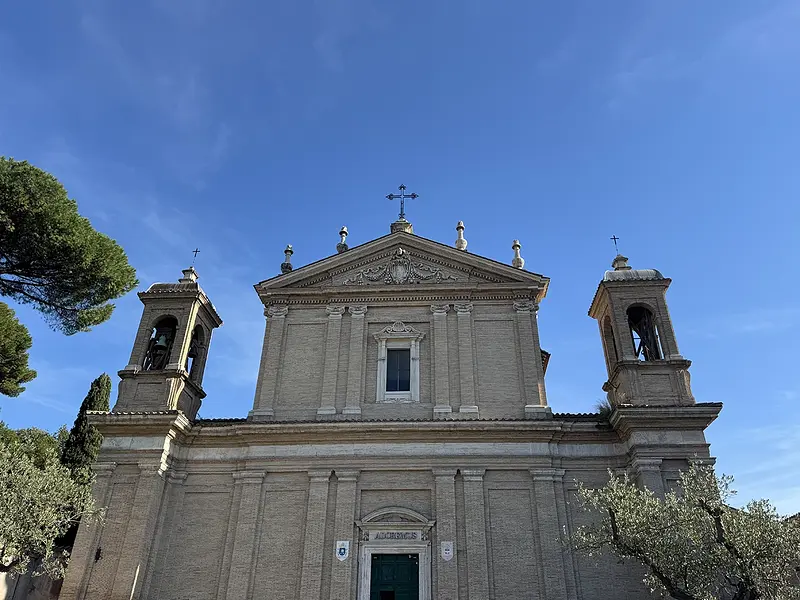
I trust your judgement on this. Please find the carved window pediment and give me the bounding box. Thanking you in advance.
[373,322,424,403]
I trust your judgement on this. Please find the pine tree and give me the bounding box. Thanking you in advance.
[60,373,111,484]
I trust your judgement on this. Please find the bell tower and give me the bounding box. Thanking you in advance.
[589,255,694,407]
[113,267,223,420]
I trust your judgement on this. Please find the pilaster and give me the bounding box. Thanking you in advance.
[514,299,547,416]
[329,470,360,600]
[431,304,452,418]
[168,303,199,370]
[433,469,458,600]
[461,468,489,599]
[655,295,682,358]
[318,305,345,418]
[530,468,569,600]
[225,471,266,600]
[249,304,288,420]
[299,470,332,599]
[344,305,367,417]
[60,463,117,600]
[454,303,478,416]
[139,471,187,599]
[109,463,166,600]
[631,457,665,496]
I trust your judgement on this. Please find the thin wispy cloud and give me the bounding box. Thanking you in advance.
[716,423,800,515]
[312,0,387,72]
[686,307,800,339]
[607,0,800,110]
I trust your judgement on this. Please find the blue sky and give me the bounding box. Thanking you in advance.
[1,0,799,513]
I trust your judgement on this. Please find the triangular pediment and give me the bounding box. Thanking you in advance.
[256,232,549,295]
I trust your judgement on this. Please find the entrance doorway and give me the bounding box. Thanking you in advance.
[370,554,419,600]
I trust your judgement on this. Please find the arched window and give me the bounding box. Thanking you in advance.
[186,325,206,381]
[602,315,619,366]
[142,316,178,370]
[627,306,663,361]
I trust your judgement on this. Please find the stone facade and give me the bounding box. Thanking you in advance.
[60,229,721,600]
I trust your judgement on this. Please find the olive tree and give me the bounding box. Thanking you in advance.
[572,464,800,600]
[0,424,99,576]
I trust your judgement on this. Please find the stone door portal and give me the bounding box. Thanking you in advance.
[370,554,419,600]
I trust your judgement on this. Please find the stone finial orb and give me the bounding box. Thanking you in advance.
[511,239,525,269]
[455,221,468,251]
[337,226,349,254]
[281,244,294,274]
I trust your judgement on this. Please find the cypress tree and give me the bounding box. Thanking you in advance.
[60,373,111,484]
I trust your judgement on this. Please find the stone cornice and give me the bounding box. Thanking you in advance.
[180,418,619,448]
[257,284,543,307]
[588,277,672,319]
[609,403,722,438]
[138,288,223,327]
[88,410,194,440]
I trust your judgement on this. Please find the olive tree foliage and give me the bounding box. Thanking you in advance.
[0,423,99,577]
[0,302,36,396]
[572,464,800,600]
[0,157,137,395]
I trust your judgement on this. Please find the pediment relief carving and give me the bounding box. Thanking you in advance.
[340,248,458,286]
[374,321,425,341]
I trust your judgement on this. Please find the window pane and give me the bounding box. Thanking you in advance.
[386,349,411,392]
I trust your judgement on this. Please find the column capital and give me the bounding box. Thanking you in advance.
[326,305,345,318]
[460,468,485,481]
[630,457,663,473]
[430,303,450,315]
[454,302,473,315]
[266,304,289,318]
[166,471,188,485]
[137,462,164,476]
[232,471,266,483]
[432,468,458,480]
[334,470,360,483]
[530,467,566,482]
[308,469,332,483]
[348,304,368,317]
[513,299,538,313]
[93,462,117,477]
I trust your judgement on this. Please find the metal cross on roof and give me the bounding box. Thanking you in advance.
[191,248,200,265]
[386,184,419,221]
[610,235,620,253]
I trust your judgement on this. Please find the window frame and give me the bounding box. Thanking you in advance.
[385,347,411,393]
[374,321,425,404]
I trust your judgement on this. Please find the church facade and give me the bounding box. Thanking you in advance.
[60,215,721,600]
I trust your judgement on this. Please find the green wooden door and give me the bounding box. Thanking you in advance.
[370,553,419,600]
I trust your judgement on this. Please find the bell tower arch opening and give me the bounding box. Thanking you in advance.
[626,304,663,361]
[142,316,178,371]
[186,324,208,384]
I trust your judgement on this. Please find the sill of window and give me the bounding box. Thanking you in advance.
[378,393,415,404]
